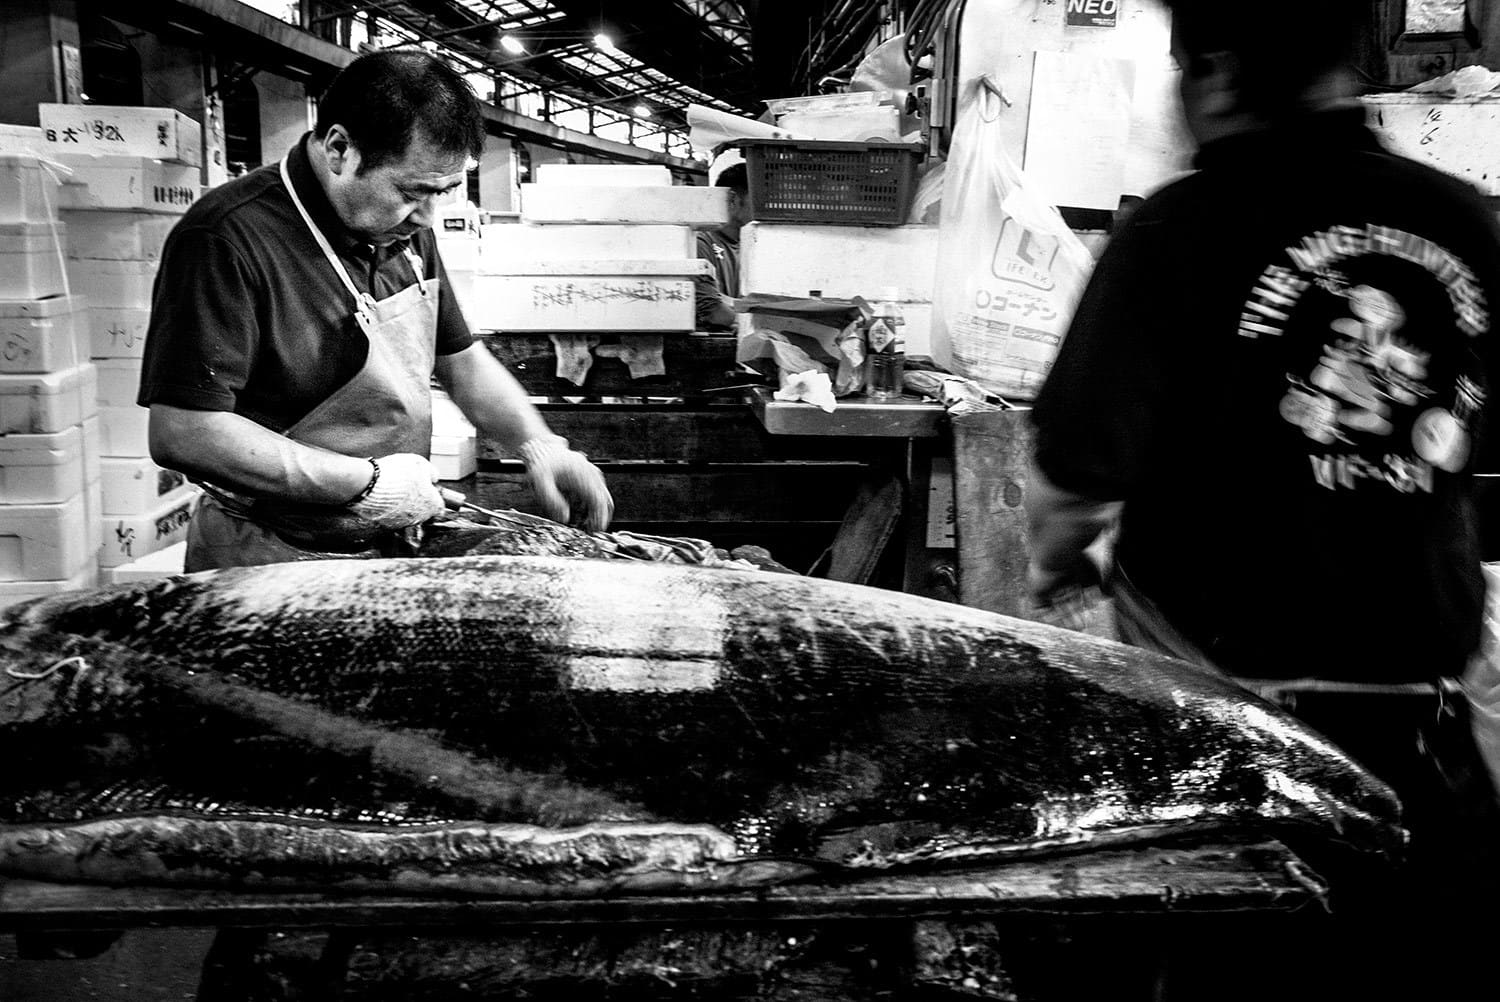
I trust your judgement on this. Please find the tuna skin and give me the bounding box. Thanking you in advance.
[0,555,1403,895]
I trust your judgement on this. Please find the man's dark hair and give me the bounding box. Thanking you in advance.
[715,163,749,193]
[314,50,485,172]
[1163,0,1369,112]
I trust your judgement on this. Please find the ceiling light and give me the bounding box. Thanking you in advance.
[633,103,651,118]
[592,32,615,51]
[499,34,526,55]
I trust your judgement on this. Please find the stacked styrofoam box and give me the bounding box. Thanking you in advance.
[0,128,101,609]
[739,222,940,356]
[430,388,477,481]
[471,165,726,332]
[57,151,199,576]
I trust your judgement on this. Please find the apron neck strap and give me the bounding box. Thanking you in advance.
[280,155,374,310]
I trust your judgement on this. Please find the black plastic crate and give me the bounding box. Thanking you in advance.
[737,139,925,227]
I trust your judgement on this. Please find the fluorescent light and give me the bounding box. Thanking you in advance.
[499,34,526,55]
[592,32,615,51]
[632,103,651,117]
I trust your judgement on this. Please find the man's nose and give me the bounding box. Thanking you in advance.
[408,194,438,228]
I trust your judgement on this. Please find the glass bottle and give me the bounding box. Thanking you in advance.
[865,287,906,400]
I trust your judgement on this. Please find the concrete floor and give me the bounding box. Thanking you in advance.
[1,930,213,1002]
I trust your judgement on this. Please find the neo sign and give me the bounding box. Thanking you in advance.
[1066,0,1119,27]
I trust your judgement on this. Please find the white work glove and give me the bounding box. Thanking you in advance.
[345,453,445,530]
[520,434,614,533]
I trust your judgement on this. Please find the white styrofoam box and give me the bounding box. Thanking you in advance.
[0,493,91,581]
[101,539,187,584]
[0,294,84,374]
[482,224,694,265]
[741,222,940,302]
[536,164,672,187]
[520,184,730,226]
[0,125,46,157]
[430,389,476,437]
[61,210,177,260]
[85,475,101,552]
[436,234,479,273]
[40,105,203,166]
[0,425,84,504]
[98,404,150,458]
[0,565,98,611]
[101,455,189,515]
[98,485,200,568]
[0,362,95,435]
[481,259,707,277]
[0,221,67,300]
[89,306,151,359]
[95,357,143,408]
[55,154,200,213]
[1364,95,1500,196]
[431,433,477,481]
[467,276,695,332]
[80,412,100,484]
[67,258,156,309]
[446,268,476,320]
[0,155,58,224]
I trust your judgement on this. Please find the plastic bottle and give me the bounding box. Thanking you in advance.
[865,287,906,400]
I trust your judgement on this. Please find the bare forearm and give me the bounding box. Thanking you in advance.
[148,404,372,504]
[435,342,552,453]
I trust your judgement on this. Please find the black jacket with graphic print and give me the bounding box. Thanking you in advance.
[1032,108,1500,683]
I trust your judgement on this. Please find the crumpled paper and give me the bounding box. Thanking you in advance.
[735,294,871,397]
[1408,64,1500,97]
[774,370,837,412]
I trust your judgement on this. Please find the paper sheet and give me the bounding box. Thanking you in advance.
[1023,51,1135,211]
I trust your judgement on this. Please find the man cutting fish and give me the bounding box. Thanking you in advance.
[137,50,613,571]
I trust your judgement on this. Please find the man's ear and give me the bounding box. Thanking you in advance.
[321,125,356,175]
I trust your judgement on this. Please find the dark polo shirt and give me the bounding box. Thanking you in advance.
[138,135,473,433]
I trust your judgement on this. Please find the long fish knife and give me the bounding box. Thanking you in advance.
[439,487,650,560]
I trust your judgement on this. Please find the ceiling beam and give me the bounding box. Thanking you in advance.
[86,0,703,171]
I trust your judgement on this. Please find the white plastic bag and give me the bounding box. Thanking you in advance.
[930,76,1095,400]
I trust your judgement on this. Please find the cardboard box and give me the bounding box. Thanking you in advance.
[88,306,151,359]
[520,184,730,226]
[467,275,695,332]
[0,362,96,435]
[0,564,98,611]
[0,425,84,504]
[62,210,177,260]
[481,224,694,265]
[0,221,68,300]
[0,493,92,581]
[0,154,59,224]
[67,258,157,309]
[40,104,203,166]
[98,486,200,568]
[101,454,188,515]
[55,154,200,213]
[0,294,85,375]
[97,403,150,457]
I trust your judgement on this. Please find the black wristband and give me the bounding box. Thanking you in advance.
[343,457,380,507]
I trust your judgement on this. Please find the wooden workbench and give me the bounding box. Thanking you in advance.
[1,838,1334,1001]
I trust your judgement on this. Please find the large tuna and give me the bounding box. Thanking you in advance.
[0,556,1401,896]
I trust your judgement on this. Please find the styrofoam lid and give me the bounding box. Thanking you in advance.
[0,293,84,319]
[0,153,47,168]
[55,152,196,171]
[0,423,83,462]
